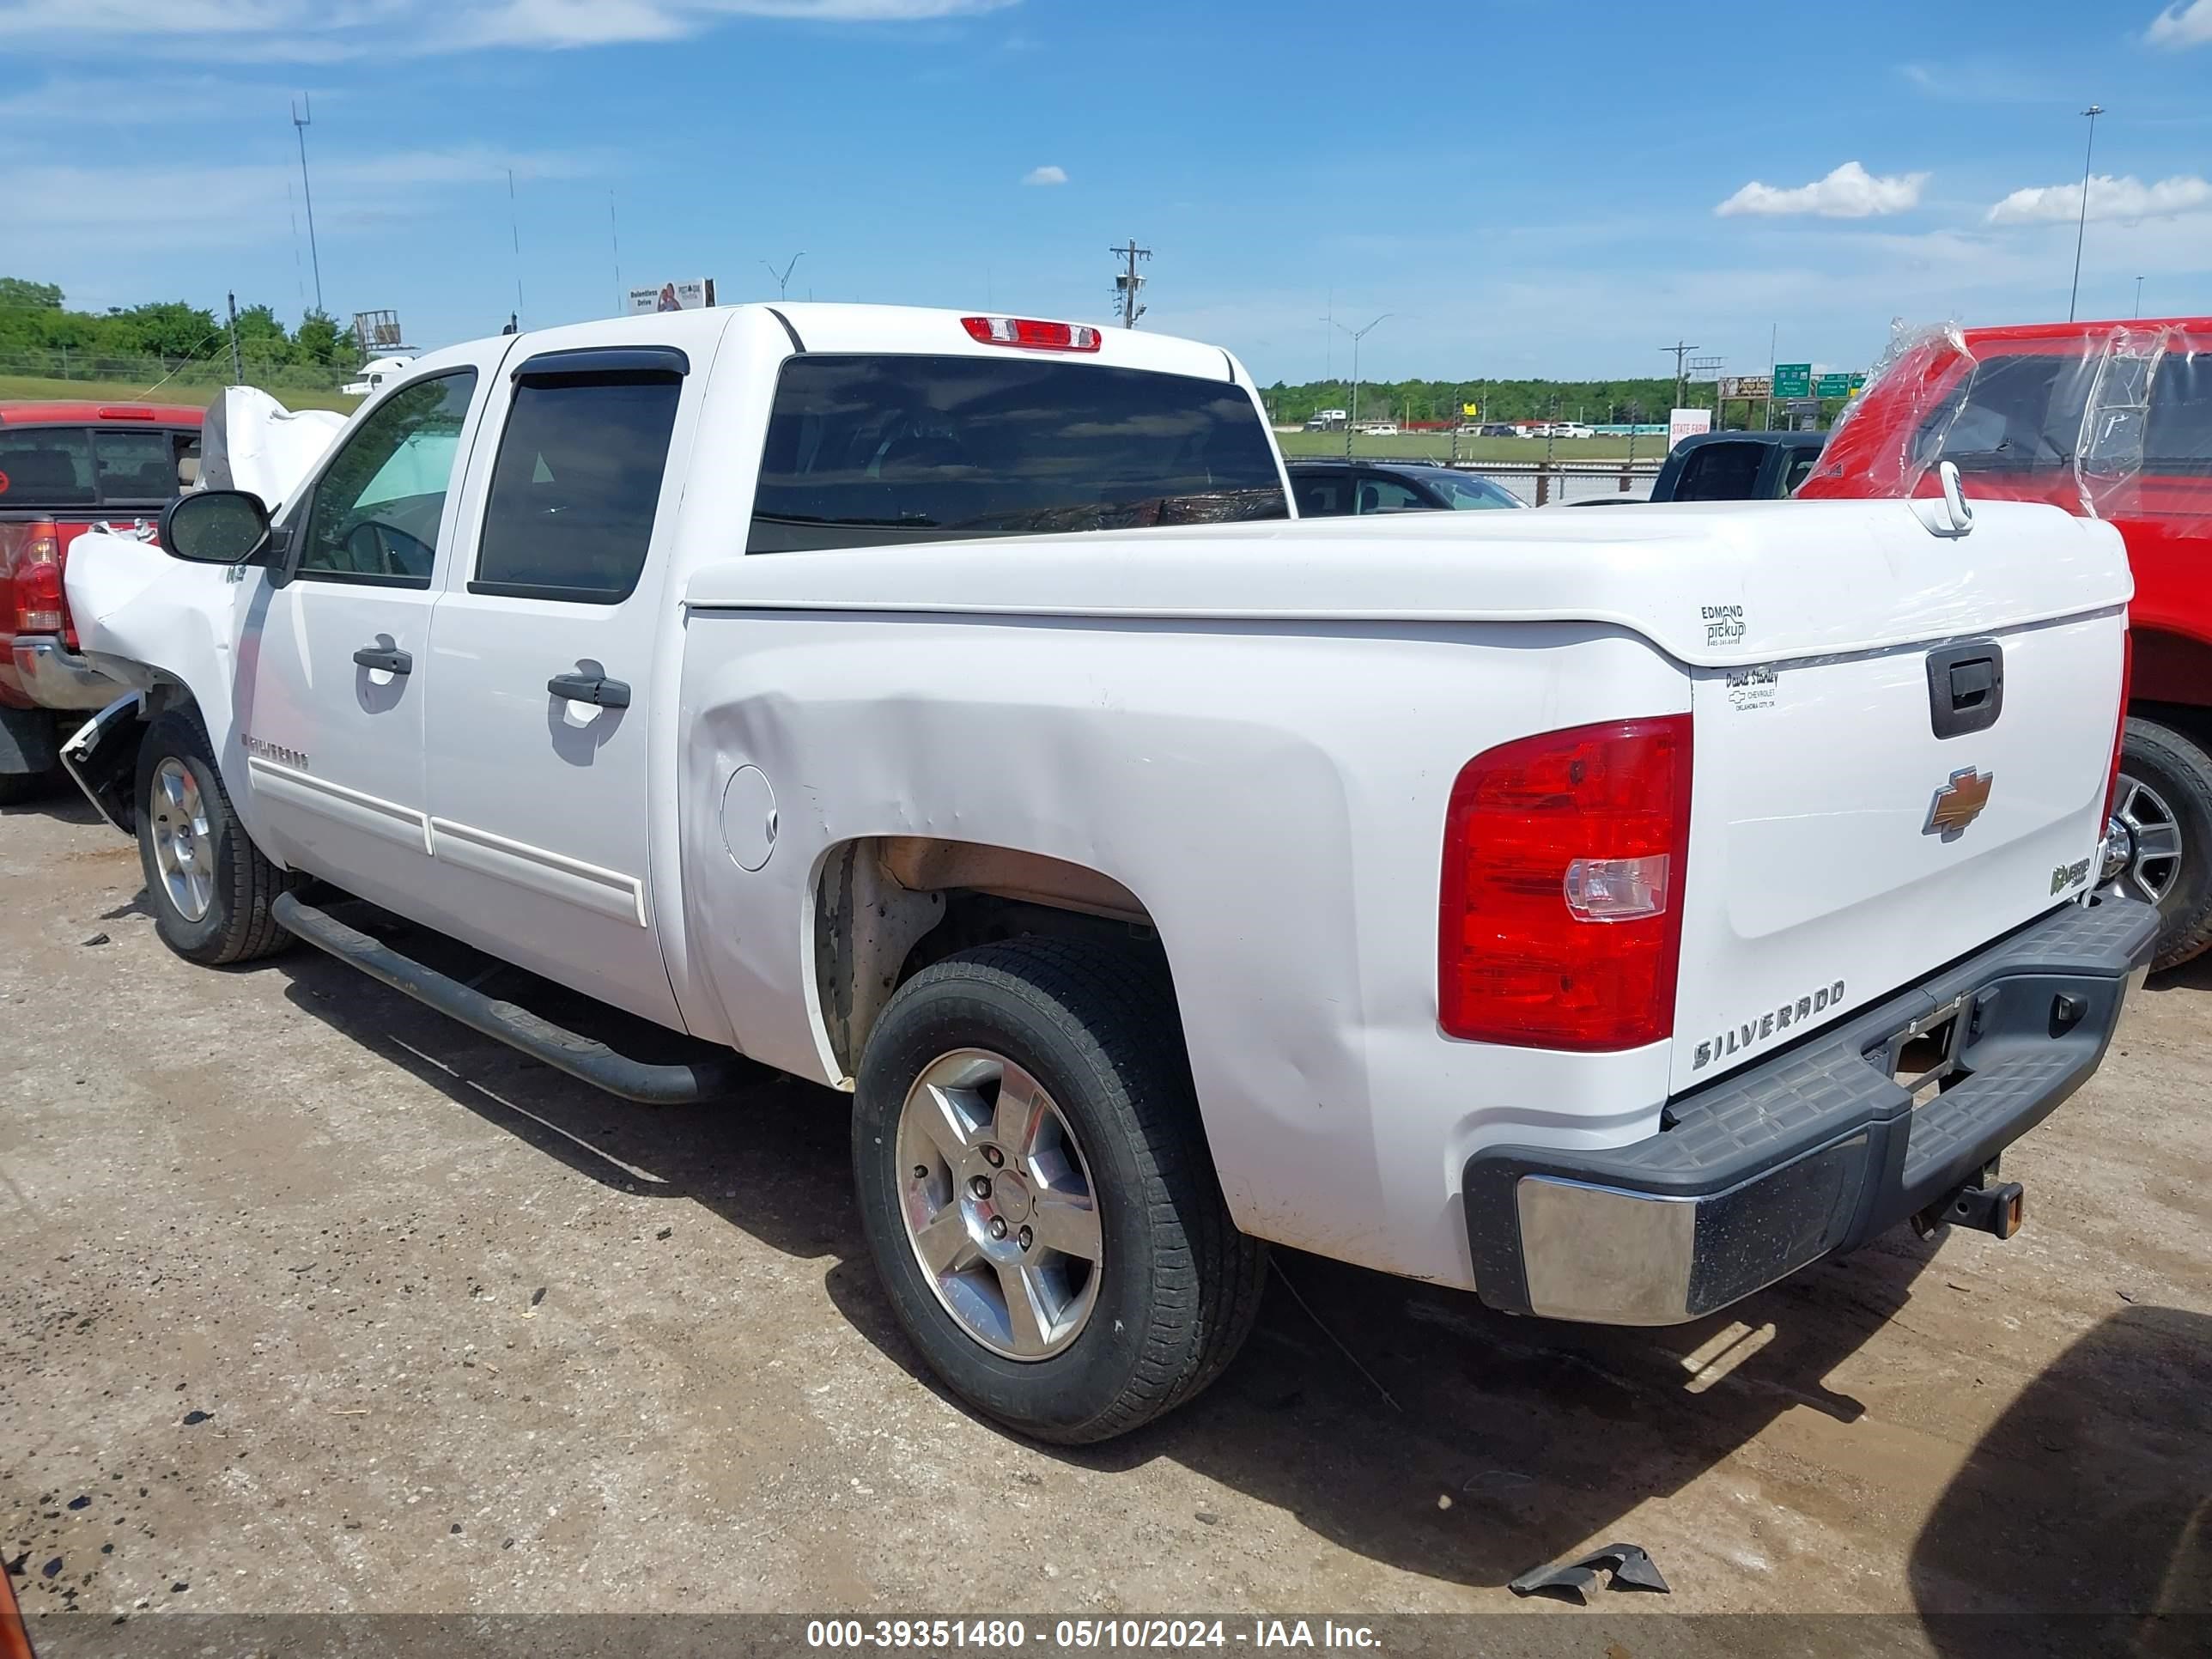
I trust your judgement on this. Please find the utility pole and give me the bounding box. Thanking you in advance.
[763,253,805,300]
[1661,340,1697,411]
[291,95,323,313]
[1765,323,1777,431]
[226,292,242,385]
[2135,275,2145,319]
[1332,313,1390,459]
[1110,240,1151,328]
[2069,103,2104,324]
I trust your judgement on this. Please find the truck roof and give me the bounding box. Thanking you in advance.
[1960,315,2212,346]
[0,401,204,426]
[401,303,1248,389]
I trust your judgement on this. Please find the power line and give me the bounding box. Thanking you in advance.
[1110,240,1151,329]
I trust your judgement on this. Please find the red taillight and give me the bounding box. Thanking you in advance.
[2104,629,2133,822]
[94,404,156,421]
[1438,715,1692,1052]
[960,315,1103,352]
[8,522,64,633]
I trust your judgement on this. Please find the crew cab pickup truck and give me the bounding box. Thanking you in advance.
[58,304,2154,1444]
[1802,316,2212,970]
[0,401,202,801]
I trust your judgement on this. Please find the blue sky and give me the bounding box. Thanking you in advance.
[3,0,2208,383]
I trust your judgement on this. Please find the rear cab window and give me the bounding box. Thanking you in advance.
[0,424,199,510]
[747,356,1286,552]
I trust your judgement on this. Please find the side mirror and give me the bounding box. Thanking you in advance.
[159,489,272,566]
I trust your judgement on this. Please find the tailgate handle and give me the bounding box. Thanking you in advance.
[1927,641,2003,738]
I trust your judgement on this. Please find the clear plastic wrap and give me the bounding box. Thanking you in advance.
[1799,317,2211,523]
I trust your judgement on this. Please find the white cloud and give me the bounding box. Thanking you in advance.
[2147,2,2212,48]
[1715,161,1929,219]
[0,0,1022,57]
[1021,164,1066,186]
[1986,173,2212,224]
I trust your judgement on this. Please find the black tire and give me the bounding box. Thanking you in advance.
[2116,719,2212,971]
[852,938,1267,1444]
[135,706,299,966]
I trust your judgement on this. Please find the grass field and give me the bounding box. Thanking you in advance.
[1273,428,1661,464]
[0,374,362,414]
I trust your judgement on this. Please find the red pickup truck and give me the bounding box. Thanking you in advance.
[1801,317,2212,968]
[0,401,204,802]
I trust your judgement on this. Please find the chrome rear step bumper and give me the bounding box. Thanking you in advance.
[1462,893,2159,1326]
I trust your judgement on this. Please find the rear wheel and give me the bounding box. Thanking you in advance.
[135,707,299,965]
[2113,717,2212,971]
[852,938,1266,1443]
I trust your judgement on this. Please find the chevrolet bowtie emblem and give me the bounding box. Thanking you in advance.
[1924,767,1994,840]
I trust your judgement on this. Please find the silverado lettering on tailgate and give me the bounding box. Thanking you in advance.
[1693,978,1847,1072]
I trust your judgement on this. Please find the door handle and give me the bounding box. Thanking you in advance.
[354,645,413,675]
[547,672,630,709]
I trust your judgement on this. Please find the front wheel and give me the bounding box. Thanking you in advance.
[135,707,300,965]
[852,938,1266,1444]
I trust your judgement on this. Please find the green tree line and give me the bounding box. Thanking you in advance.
[1261,374,1718,426]
[0,276,360,371]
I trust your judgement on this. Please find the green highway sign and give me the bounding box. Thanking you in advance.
[1772,363,1813,398]
[1814,372,1864,398]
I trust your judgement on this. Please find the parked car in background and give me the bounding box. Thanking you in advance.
[1551,422,1596,440]
[1288,459,1526,515]
[1359,422,1400,437]
[0,401,202,802]
[1650,429,1826,502]
[1801,316,2212,969]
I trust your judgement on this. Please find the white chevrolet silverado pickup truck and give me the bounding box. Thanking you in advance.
[58,303,2155,1444]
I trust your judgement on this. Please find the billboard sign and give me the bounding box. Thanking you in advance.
[1668,407,1712,448]
[625,278,717,315]
[1719,375,1771,400]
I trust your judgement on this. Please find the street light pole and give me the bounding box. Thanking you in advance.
[1333,313,1391,459]
[2135,275,2146,319]
[2069,103,2104,324]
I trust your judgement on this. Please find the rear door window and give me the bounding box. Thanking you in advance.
[1292,474,1349,516]
[474,373,683,602]
[1674,442,1763,501]
[1354,476,1430,514]
[748,356,1287,552]
[1921,355,2097,472]
[0,428,94,507]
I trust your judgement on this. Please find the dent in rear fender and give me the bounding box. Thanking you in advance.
[64,534,277,848]
[676,609,1690,1287]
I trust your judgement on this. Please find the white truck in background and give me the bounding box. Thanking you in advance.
[59,303,2153,1444]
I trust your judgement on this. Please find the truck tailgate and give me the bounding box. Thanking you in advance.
[1670,604,2127,1093]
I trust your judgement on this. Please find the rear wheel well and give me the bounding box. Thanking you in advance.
[811,836,1170,1083]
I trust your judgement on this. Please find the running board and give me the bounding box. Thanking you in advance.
[271,892,747,1105]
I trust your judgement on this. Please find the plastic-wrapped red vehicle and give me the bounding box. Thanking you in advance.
[1800,317,2212,969]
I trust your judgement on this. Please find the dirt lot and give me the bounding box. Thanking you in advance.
[4,793,2209,1640]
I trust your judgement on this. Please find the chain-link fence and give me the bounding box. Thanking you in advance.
[0,347,357,404]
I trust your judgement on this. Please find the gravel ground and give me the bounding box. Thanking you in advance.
[3,792,2208,1643]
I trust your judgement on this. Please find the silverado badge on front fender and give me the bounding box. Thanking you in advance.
[1924,767,1993,841]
